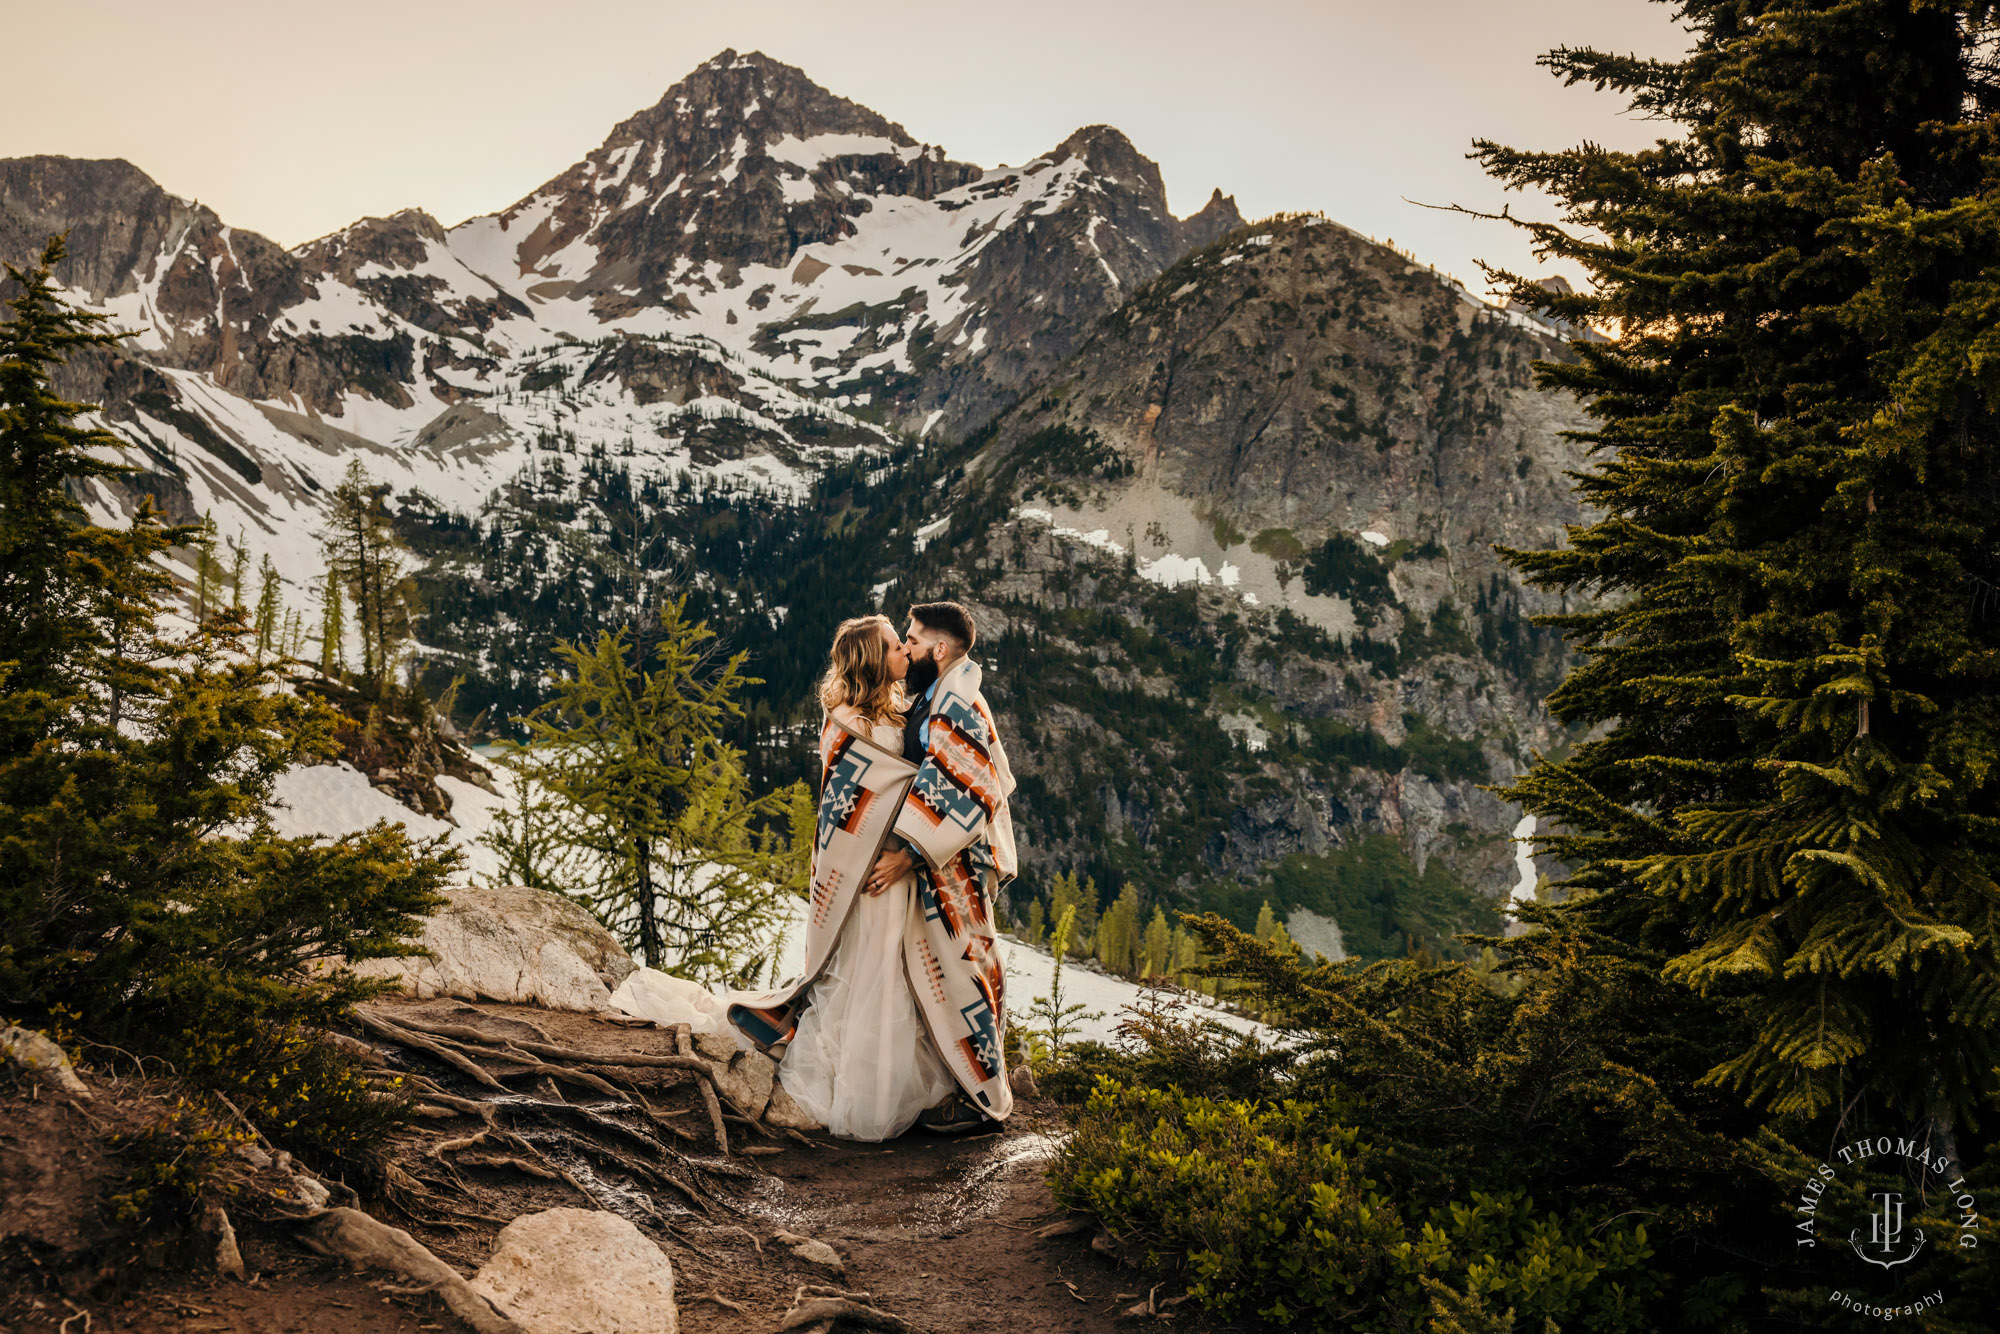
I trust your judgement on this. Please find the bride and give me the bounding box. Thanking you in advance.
[749,615,958,1140]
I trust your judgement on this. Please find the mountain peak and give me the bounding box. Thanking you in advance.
[1051,124,1154,184]
[607,48,914,153]
[1183,188,1246,245]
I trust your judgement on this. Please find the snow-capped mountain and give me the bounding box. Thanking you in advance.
[4,50,1241,598]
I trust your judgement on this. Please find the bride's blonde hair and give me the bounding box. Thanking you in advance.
[818,615,907,725]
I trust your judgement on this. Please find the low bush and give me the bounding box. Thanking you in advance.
[1054,1081,1665,1329]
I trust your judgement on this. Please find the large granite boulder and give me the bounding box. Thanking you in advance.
[353,885,635,1013]
[470,1208,676,1334]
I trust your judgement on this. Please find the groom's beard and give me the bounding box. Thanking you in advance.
[904,655,940,696]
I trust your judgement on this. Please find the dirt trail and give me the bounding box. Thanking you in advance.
[2,1000,1198,1334]
[694,1108,1131,1334]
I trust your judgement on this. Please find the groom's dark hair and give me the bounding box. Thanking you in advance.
[909,601,976,651]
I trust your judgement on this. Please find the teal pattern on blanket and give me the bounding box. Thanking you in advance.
[817,734,884,853]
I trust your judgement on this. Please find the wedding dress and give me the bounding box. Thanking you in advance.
[777,716,958,1141]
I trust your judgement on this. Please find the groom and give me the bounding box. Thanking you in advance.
[863,601,1018,1131]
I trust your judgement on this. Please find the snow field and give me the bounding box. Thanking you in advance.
[267,759,1267,1048]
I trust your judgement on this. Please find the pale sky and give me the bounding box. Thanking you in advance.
[10,1,1688,295]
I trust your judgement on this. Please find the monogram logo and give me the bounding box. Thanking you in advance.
[1850,1191,1926,1269]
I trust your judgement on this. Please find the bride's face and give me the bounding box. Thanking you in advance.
[879,623,911,683]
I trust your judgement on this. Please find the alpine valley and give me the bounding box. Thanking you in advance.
[3,50,1595,958]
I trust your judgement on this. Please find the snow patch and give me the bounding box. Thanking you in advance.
[764,133,902,170]
[912,515,951,553]
[1138,553,1213,588]
[1507,813,1539,918]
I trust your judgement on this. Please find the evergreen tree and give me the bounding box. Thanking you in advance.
[1024,905,1100,1056]
[1097,881,1143,977]
[478,761,595,896]
[1484,1,2000,1130]
[253,552,282,662]
[1023,895,1048,950]
[641,752,812,986]
[0,238,455,1162]
[506,596,808,976]
[322,459,414,696]
[318,565,345,679]
[191,513,223,623]
[1169,923,1202,983]
[226,530,249,611]
[1049,870,1100,958]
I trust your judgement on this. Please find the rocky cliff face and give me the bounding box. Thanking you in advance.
[0,155,421,418]
[890,216,1593,917]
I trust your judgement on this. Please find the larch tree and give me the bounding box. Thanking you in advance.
[1142,905,1172,978]
[253,552,282,662]
[1096,881,1143,978]
[191,512,222,623]
[503,595,808,978]
[226,530,249,611]
[1486,0,2000,1136]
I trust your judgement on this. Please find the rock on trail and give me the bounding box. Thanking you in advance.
[471,1208,678,1334]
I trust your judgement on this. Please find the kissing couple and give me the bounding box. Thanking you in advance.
[729,602,1019,1140]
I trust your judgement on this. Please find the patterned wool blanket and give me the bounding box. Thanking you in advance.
[729,658,1018,1120]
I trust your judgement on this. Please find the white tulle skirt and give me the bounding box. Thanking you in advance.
[779,875,957,1142]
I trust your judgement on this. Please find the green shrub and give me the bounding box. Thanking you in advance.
[1038,988,1288,1106]
[1053,1080,1665,1329]
[105,1099,241,1234]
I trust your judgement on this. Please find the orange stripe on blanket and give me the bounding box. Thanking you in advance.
[810,868,841,926]
[933,734,1003,817]
[818,728,852,794]
[917,937,947,1003]
[838,785,876,835]
[934,715,995,764]
[958,1035,998,1083]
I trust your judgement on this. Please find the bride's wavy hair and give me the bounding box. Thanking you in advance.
[818,614,907,725]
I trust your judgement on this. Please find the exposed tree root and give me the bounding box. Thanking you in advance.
[382,1012,716,1074]
[352,1010,505,1091]
[351,1011,756,1225]
[773,1295,929,1334]
[439,1004,553,1044]
[674,1022,730,1155]
[298,1207,522,1334]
